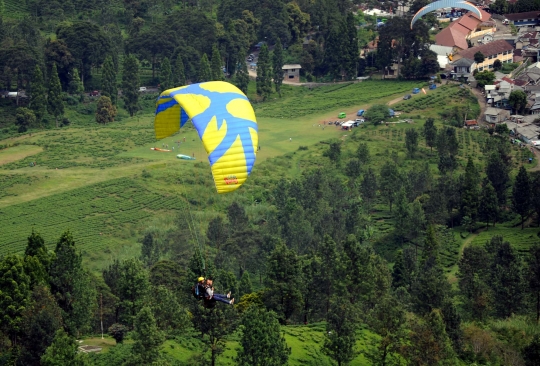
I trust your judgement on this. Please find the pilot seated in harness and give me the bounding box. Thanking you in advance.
[192,277,234,307]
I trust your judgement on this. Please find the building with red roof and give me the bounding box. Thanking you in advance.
[434,9,494,52]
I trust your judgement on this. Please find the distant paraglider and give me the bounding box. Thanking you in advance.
[410,0,482,29]
[154,81,258,194]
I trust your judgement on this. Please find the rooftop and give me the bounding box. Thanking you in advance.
[505,11,540,21]
[435,26,469,49]
[282,64,302,70]
[457,39,514,60]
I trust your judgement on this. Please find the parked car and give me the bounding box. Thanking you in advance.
[412,88,420,94]
[403,94,411,100]
[357,109,365,116]
[139,87,147,92]
[338,112,346,119]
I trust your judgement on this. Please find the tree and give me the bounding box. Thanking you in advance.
[68,68,84,99]
[379,161,401,211]
[210,44,223,81]
[207,216,228,251]
[457,246,490,320]
[236,306,290,365]
[405,128,419,157]
[323,300,357,366]
[108,323,128,344]
[460,157,480,230]
[0,255,30,345]
[95,96,117,124]
[486,151,510,205]
[366,104,390,125]
[256,44,272,100]
[41,328,87,366]
[478,179,498,228]
[512,166,531,229]
[474,70,495,88]
[49,231,95,336]
[238,270,253,299]
[474,51,485,64]
[493,59,502,71]
[361,168,377,208]
[29,65,47,125]
[150,285,188,333]
[356,142,370,164]
[173,55,186,87]
[272,38,284,96]
[324,141,341,164]
[122,54,140,117]
[15,107,36,133]
[234,48,249,95]
[486,236,525,318]
[159,57,173,92]
[141,233,159,266]
[523,335,540,365]
[527,244,540,324]
[198,53,212,82]
[128,306,164,365]
[117,258,150,326]
[533,173,540,227]
[101,56,117,105]
[47,63,64,128]
[423,118,437,153]
[509,90,528,114]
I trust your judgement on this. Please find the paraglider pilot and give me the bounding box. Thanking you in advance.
[205,278,234,305]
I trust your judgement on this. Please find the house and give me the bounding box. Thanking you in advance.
[450,57,475,79]
[485,107,510,123]
[429,44,454,69]
[453,40,514,72]
[505,11,540,27]
[515,123,540,143]
[434,9,493,51]
[282,64,301,83]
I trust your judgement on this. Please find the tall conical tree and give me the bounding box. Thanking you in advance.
[344,12,358,79]
[234,49,249,95]
[512,165,532,230]
[210,44,224,81]
[101,56,118,105]
[30,65,47,126]
[122,54,140,117]
[173,55,186,86]
[198,53,212,83]
[256,43,272,100]
[272,38,284,96]
[47,63,64,128]
[478,179,498,229]
[159,57,173,92]
[130,306,164,365]
[68,68,84,98]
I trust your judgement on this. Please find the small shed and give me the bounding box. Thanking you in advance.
[282,64,302,83]
[485,107,510,123]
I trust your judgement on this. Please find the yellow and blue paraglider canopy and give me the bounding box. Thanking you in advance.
[410,0,482,29]
[154,81,258,194]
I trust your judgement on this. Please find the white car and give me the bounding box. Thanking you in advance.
[139,87,147,92]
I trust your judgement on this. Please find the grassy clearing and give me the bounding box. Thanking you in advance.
[0,144,43,165]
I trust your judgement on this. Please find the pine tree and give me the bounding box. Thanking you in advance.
[512,165,531,229]
[405,128,419,157]
[47,63,64,128]
[30,65,47,125]
[325,25,343,80]
[272,38,284,96]
[122,54,140,117]
[68,68,84,99]
[118,258,150,326]
[130,306,165,365]
[527,244,540,323]
[238,270,253,299]
[478,179,498,228]
[234,48,249,95]
[101,56,118,105]
[24,230,51,285]
[150,285,188,333]
[423,118,437,153]
[236,306,290,366]
[323,300,357,366]
[460,158,480,230]
[0,255,30,344]
[486,151,510,205]
[159,57,173,92]
[344,12,358,80]
[210,44,224,81]
[360,167,377,208]
[141,233,159,266]
[198,53,212,82]
[173,55,186,86]
[256,43,272,100]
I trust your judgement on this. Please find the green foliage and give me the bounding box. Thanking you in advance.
[272,38,284,96]
[122,54,140,117]
[108,323,128,344]
[128,306,165,365]
[159,57,173,92]
[474,51,485,64]
[118,258,150,327]
[235,48,249,95]
[173,55,186,87]
[0,254,30,341]
[41,328,87,366]
[323,300,357,365]
[15,107,36,132]
[47,63,64,128]
[366,104,390,125]
[474,70,495,88]
[210,44,224,81]
[509,90,528,114]
[101,56,117,105]
[236,306,290,365]
[198,53,212,83]
[405,128,419,157]
[323,140,341,164]
[423,118,437,152]
[30,65,47,124]
[256,44,272,101]
[95,96,117,124]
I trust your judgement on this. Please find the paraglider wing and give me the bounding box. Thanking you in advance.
[410,0,482,29]
[154,81,258,193]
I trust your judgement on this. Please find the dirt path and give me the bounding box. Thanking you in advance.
[387,96,404,106]
[468,86,487,122]
[530,147,540,172]
[448,228,486,283]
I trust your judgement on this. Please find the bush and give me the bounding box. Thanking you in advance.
[65,95,79,106]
